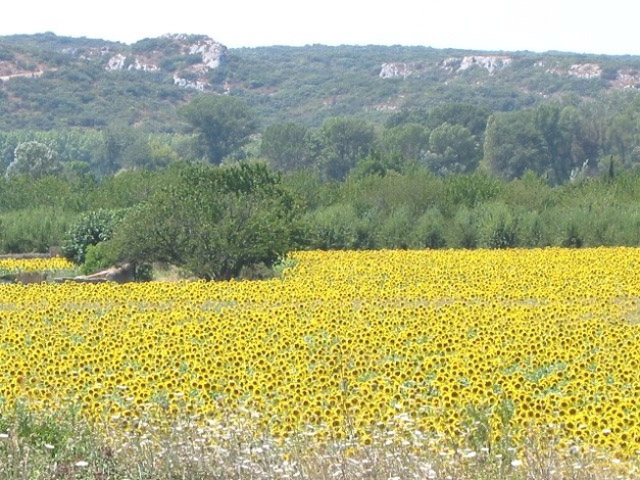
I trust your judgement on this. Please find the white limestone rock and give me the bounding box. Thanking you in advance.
[458,56,512,75]
[173,74,207,91]
[379,63,412,79]
[568,63,602,79]
[106,54,127,71]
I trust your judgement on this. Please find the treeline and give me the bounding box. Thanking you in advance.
[2,92,640,279]
[0,129,193,176]
[2,161,640,278]
[261,93,640,185]
[3,90,640,185]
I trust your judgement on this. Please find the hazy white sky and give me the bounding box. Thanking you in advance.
[1,0,638,55]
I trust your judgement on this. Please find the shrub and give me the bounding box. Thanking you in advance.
[62,209,124,264]
[477,203,520,249]
[410,208,447,249]
[446,207,479,248]
[0,208,75,254]
[81,243,114,275]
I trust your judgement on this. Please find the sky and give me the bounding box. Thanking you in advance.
[1,0,639,55]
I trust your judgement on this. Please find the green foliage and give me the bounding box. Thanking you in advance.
[349,151,404,179]
[426,103,491,137]
[306,203,362,250]
[447,207,479,249]
[560,220,584,248]
[319,117,376,180]
[443,173,503,209]
[6,141,62,179]
[519,211,552,247]
[2,37,640,185]
[484,110,552,181]
[0,208,75,253]
[477,203,520,249]
[0,129,184,178]
[410,208,447,249]
[425,122,479,175]
[380,123,430,163]
[376,206,413,249]
[81,242,115,274]
[179,95,258,164]
[62,209,124,264]
[109,162,300,280]
[260,122,317,172]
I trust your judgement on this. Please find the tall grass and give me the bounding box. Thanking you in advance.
[0,405,635,480]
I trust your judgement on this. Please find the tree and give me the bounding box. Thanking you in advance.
[535,103,586,184]
[180,95,257,164]
[6,141,62,179]
[385,109,430,128]
[557,106,591,180]
[381,123,431,163]
[109,163,301,280]
[98,127,134,175]
[606,113,640,167]
[260,122,317,171]
[427,103,491,138]
[484,111,551,181]
[319,117,376,180]
[425,122,479,175]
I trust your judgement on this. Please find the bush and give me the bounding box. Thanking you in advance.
[560,220,584,248]
[446,207,479,248]
[62,209,124,264]
[0,208,75,253]
[306,204,361,249]
[81,242,115,275]
[376,206,413,249]
[109,163,301,280]
[519,211,552,247]
[477,203,520,249]
[410,208,447,249]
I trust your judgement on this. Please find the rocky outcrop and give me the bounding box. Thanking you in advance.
[543,62,603,80]
[568,63,601,79]
[441,57,461,72]
[540,61,639,89]
[613,69,640,89]
[106,54,127,70]
[458,56,512,74]
[184,36,226,69]
[130,58,159,72]
[104,34,227,90]
[438,55,512,75]
[173,75,207,91]
[379,63,412,79]
[105,55,159,72]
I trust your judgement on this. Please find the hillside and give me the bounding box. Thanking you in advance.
[2,33,640,131]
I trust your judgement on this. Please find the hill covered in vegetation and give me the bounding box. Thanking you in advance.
[2,32,640,131]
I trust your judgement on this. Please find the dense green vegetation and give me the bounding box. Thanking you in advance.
[3,34,640,277]
[1,159,640,278]
[2,32,640,131]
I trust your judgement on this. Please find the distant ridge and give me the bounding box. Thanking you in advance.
[1,32,640,130]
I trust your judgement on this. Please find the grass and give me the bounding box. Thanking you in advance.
[0,405,636,480]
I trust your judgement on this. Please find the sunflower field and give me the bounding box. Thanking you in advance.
[0,248,639,463]
[0,257,75,275]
